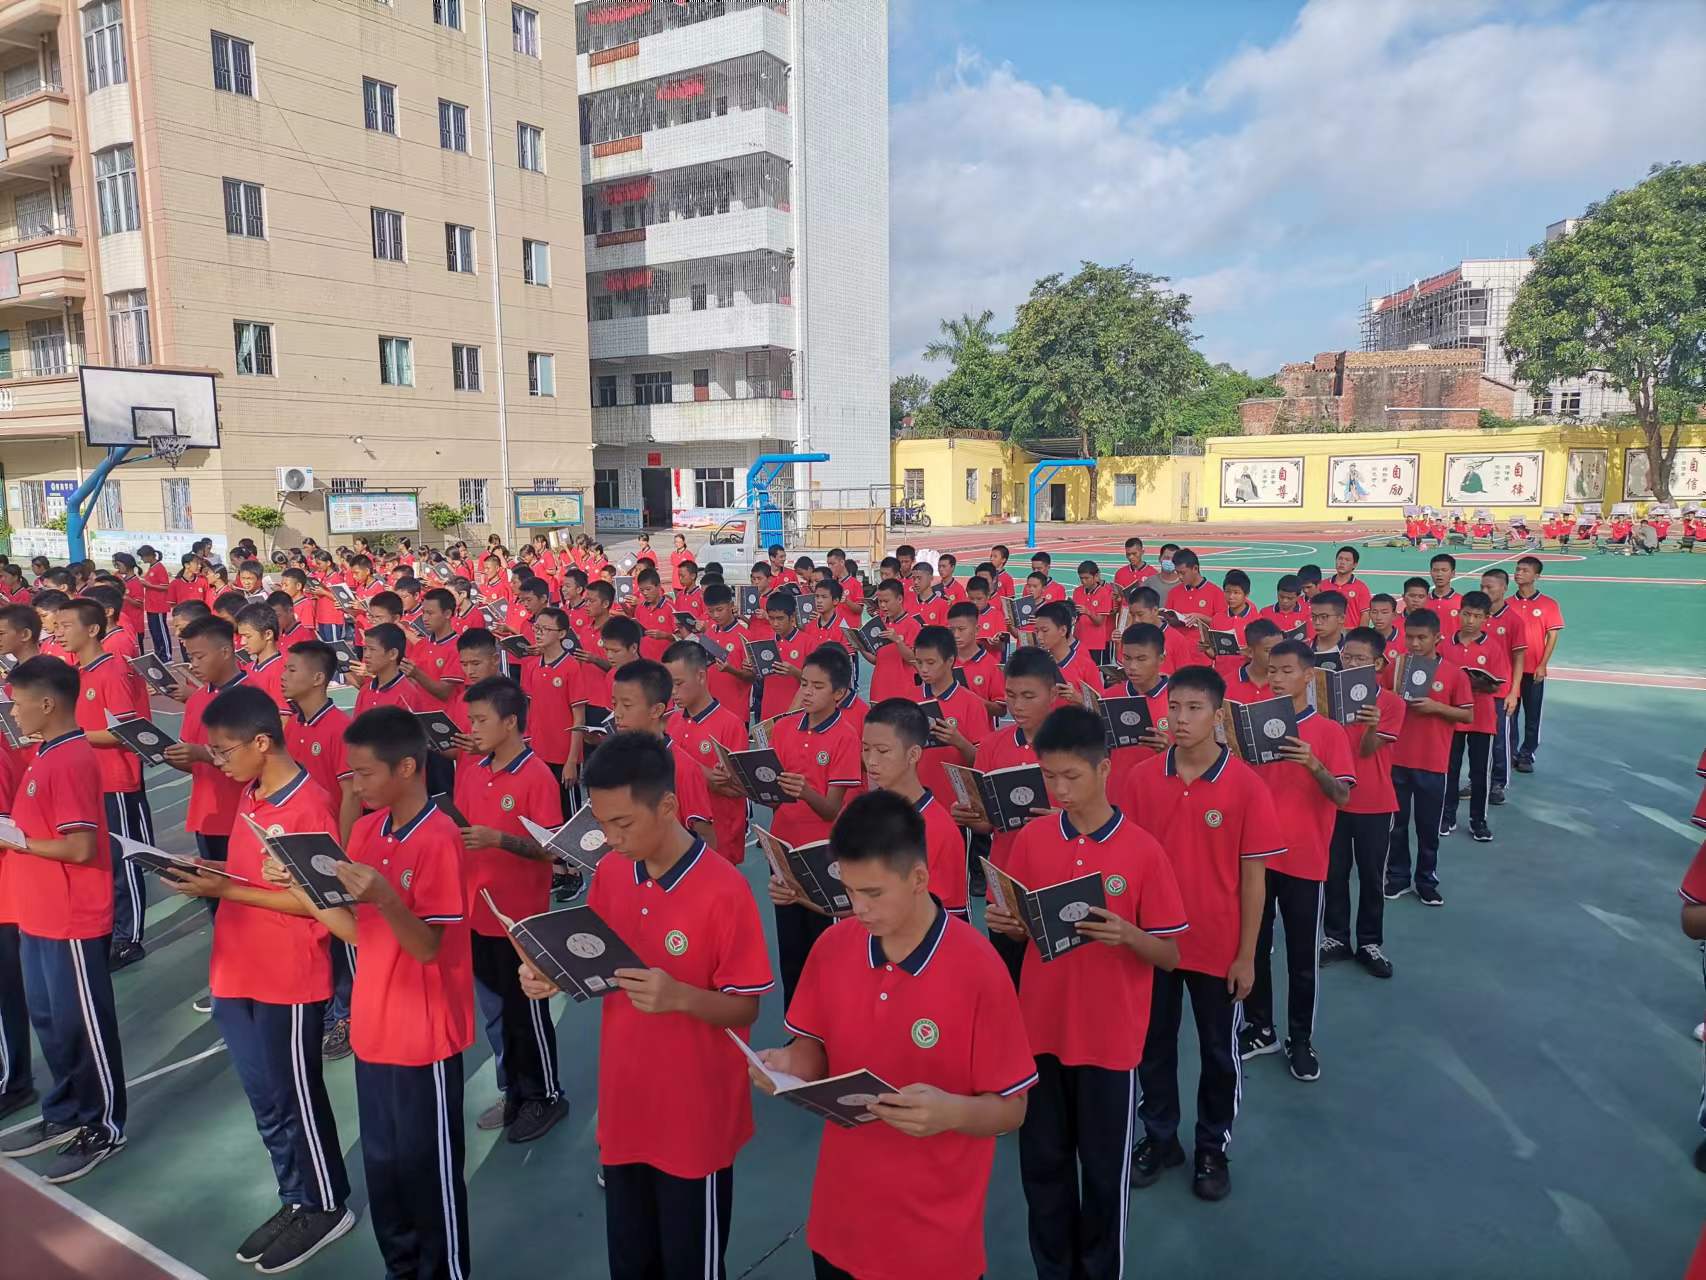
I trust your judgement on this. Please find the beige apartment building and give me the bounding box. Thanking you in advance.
[0,0,590,558]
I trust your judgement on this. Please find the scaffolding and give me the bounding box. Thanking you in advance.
[1359,260,1529,382]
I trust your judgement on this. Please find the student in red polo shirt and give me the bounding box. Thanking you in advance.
[757,592,811,722]
[1321,629,1405,979]
[403,589,467,714]
[864,579,921,704]
[275,706,472,1280]
[992,707,1185,1277]
[908,563,949,629]
[911,626,990,811]
[1383,608,1473,907]
[1119,665,1285,1202]
[1440,591,1509,843]
[1306,590,1349,672]
[1125,585,1205,674]
[753,790,1034,1280]
[1477,567,1526,804]
[1364,593,1406,670]
[862,699,969,916]
[1426,553,1463,630]
[519,606,585,803]
[1164,549,1226,621]
[0,612,38,1124]
[631,569,679,664]
[1028,552,1066,604]
[352,624,418,717]
[235,602,289,712]
[1238,641,1354,1083]
[983,543,1015,598]
[1103,623,1174,789]
[282,641,359,841]
[520,732,773,1280]
[948,600,1006,716]
[665,641,751,866]
[1328,546,1372,626]
[1257,573,1309,641]
[1115,537,1158,593]
[0,657,125,1183]
[452,677,566,1145]
[1508,555,1565,775]
[1034,601,1103,697]
[699,584,756,714]
[1071,561,1116,663]
[138,546,172,656]
[163,616,250,882]
[610,660,716,854]
[159,687,355,1270]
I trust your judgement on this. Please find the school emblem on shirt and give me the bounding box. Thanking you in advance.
[698,739,713,755]
[1106,874,1128,896]
[311,742,323,756]
[85,687,96,700]
[973,674,985,686]
[501,794,516,811]
[665,929,688,956]
[1204,809,1224,829]
[552,677,563,688]
[267,823,285,837]
[1531,607,1542,617]
[1475,655,1487,666]
[911,1018,940,1049]
[401,869,414,889]
[1432,680,1445,691]
[24,780,35,797]
[815,750,830,766]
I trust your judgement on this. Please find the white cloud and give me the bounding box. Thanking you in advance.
[889,0,1706,374]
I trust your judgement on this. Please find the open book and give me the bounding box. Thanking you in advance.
[1391,653,1441,704]
[1201,626,1243,658]
[1313,666,1379,723]
[712,740,792,808]
[243,816,357,910]
[521,809,611,873]
[1080,681,1155,750]
[841,619,892,661]
[981,856,1107,962]
[116,834,250,882]
[746,637,781,679]
[414,710,460,754]
[753,825,850,916]
[1219,695,1299,767]
[1463,663,1504,692]
[105,714,179,767]
[482,890,643,1002]
[727,1029,898,1129]
[1004,595,1038,629]
[944,762,1049,832]
[129,652,181,697]
[737,585,763,617]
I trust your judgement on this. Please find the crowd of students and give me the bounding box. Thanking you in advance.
[0,530,1585,1279]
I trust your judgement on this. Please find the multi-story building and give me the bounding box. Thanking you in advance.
[0,0,590,554]
[1359,222,1632,422]
[576,0,888,533]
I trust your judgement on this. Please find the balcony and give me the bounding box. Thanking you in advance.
[593,396,796,446]
[0,83,74,183]
[579,4,791,94]
[583,108,792,184]
[589,301,795,360]
[587,205,791,272]
[0,225,87,309]
[0,0,62,42]
[0,361,88,440]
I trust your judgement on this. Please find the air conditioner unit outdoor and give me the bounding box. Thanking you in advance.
[277,466,315,494]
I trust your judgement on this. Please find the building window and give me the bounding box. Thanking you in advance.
[94,145,138,235]
[990,468,1003,517]
[96,480,122,530]
[963,469,979,503]
[438,99,469,152]
[234,321,274,376]
[692,368,710,399]
[1559,390,1582,416]
[27,317,76,376]
[690,284,707,312]
[363,77,397,134]
[222,178,264,237]
[162,478,193,532]
[695,467,735,509]
[372,207,404,261]
[594,374,617,407]
[904,469,925,502]
[1531,392,1554,417]
[0,331,11,379]
[512,5,540,56]
[590,296,613,321]
[445,223,475,273]
[433,0,462,30]
[517,122,544,172]
[108,290,151,366]
[594,468,620,509]
[633,371,672,406]
[522,239,550,285]
[532,477,560,491]
[211,32,254,97]
[379,336,413,387]
[1114,473,1137,506]
[528,352,555,397]
[19,481,46,527]
[330,477,366,495]
[451,343,481,392]
[82,0,126,92]
[458,478,488,523]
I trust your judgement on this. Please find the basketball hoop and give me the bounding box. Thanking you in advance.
[148,432,189,468]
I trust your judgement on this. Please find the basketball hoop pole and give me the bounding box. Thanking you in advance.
[64,445,134,562]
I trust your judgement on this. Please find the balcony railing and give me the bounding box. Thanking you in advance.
[0,216,74,250]
[577,0,787,56]
[0,343,86,381]
[3,75,60,103]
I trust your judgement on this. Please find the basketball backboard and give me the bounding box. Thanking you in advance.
[80,366,220,452]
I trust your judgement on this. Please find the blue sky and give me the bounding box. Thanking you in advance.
[886,0,1706,378]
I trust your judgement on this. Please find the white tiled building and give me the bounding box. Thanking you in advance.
[577,0,888,532]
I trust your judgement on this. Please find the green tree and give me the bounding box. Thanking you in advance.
[1169,358,1281,438]
[234,502,285,552]
[1503,162,1706,500]
[889,373,932,434]
[922,310,998,364]
[1003,262,1204,516]
[912,342,1013,437]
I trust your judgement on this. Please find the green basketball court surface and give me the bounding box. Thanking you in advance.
[6,529,1704,1278]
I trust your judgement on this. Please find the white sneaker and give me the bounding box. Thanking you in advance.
[1694,1023,1703,1043]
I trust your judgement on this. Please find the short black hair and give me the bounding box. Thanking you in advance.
[0,603,41,639]
[1337,545,1361,563]
[1076,560,1099,576]
[365,622,407,660]
[912,624,954,663]
[1430,553,1457,570]
[1168,664,1225,707]
[1120,622,1165,654]
[1459,590,1491,613]
[1243,618,1281,645]
[947,601,978,623]
[814,577,843,601]
[1479,568,1509,586]
[1268,638,1314,665]
[202,684,286,747]
[213,590,250,617]
[61,597,106,636]
[866,697,929,750]
[1005,645,1061,686]
[1312,590,1347,617]
[266,590,294,611]
[1405,607,1442,635]
[1516,555,1544,574]
[1369,592,1397,609]
[520,577,551,601]
[465,675,527,731]
[1172,548,1200,570]
[704,583,734,608]
[1035,601,1075,631]
[369,590,403,616]
[582,730,675,807]
[457,627,497,656]
[663,639,710,671]
[236,601,280,638]
[172,600,212,624]
[1127,585,1160,610]
[287,639,337,683]
[1030,550,1052,566]
[345,705,426,770]
[1403,576,1430,594]
[1276,574,1301,595]
[1296,563,1323,586]
[601,614,643,650]
[875,579,904,600]
[1033,705,1108,766]
[803,644,853,692]
[181,615,236,647]
[764,591,797,619]
[423,588,455,612]
[587,580,616,607]
[614,658,672,708]
[830,790,926,873]
[1222,569,1251,593]
[9,654,78,703]
[1341,627,1387,658]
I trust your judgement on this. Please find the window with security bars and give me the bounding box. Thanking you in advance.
[223,179,264,237]
[518,123,544,172]
[594,374,616,407]
[433,0,462,30]
[594,469,619,510]
[96,480,123,529]
[19,481,47,527]
[532,477,560,491]
[95,145,138,235]
[330,478,366,495]
[212,32,254,97]
[528,352,555,397]
[445,224,475,273]
[162,478,193,532]
[363,78,397,134]
[108,290,151,366]
[452,344,481,392]
[379,337,413,386]
[904,469,924,502]
[522,239,549,285]
[235,322,273,376]
[372,208,404,261]
[695,467,735,509]
[458,478,488,523]
[439,100,468,153]
[513,5,540,56]
[82,0,126,92]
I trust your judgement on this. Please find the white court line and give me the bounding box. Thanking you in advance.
[0,1158,210,1279]
[0,1044,226,1139]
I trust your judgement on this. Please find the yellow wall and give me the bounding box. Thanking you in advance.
[892,438,1029,527]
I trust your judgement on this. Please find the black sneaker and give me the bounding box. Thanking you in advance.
[550,870,584,904]
[1440,817,1458,837]
[476,1099,509,1132]
[1470,821,1492,843]
[1319,936,1349,966]
[1128,1134,1185,1188]
[321,1019,352,1061]
[1238,1024,1279,1060]
[1383,883,1413,901]
[255,1205,357,1274]
[191,993,213,1014]
[0,1117,78,1158]
[42,1127,124,1183]
[108,940,146,972]
[507,1096,569,1144]
[1192,1148,1231,1202]
[237,1206,298,1264]
[1489,786,1507,806]
[1355,944,1393,979]
[1285,1038,1320,1082]
[1513,756,1534,774]
[1696,1138,1706,1175]
[0,1088,36,1123]
[1416,884,1444,907]
[1456,784,1472,799]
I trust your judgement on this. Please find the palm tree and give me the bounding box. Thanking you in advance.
[922,310,998,364]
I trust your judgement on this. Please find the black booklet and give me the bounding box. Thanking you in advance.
[1392,653,1442,703]
[329,583,357,609]
[1310,646,1344,673]
[981,857,1107,963]
[737,585,763,616]
[728,1030,898,1129]
[129,652,180,696]
[429,791,470,828]
[244,817,358,910]
[713,741,792,808]
[482,891,643,1002]
[842,618,891,660]
[613,576,635,604]
[1081,682,1154,749]
[672,610,698,632]
[498,635,533,661]
[1313,666,1379,723]
[575,706,614,741]
[329,640,357,674]
[746,637,781,678]
[1005,595,1038,629]
[1280,621,1308,642]
[1203,627,1243,658]
[1098,662,1126,685]
[695,631,729,663]
[944,762,1049,832]
[796,592,818,622]
[753,826,851,915]
[1463,664,1503,692]
[1220,694,1299,767]
[521,807,612,873]
[414,710,460,753]
[107,715,178,767]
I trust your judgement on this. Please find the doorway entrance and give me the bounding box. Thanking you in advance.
[640,468,672,529]
[1049,483,1067,522]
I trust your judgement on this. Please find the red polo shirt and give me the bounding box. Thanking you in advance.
[288,700,352,803]
[973,605,1009,651]
[589,840,773,1177]
[245,653,288,712]
[1441,630,1510,735]
[1328,575,1372,627]
[407,632,466,714]
[989,569,1017,598]
[520,650,583,765]
[974,723,1042,875]
[768,707,862,848]
[1037,580,1067,605]
[182,671,250,835]
[9,730,111,939]
[1071,583,1116,651]
[1424,590,1463,631]
[1103,673,1171,791]
[167,573,205,610]
[1115,563,1158,592]
[347,804,473,1067]
[1223,664,1270,706]
[1256,708,1356,882]
[100,627,140,661]
[454,747,563,935]
[1166,580,1226,618]
[703,621,752,713]
[868,614,923,704]
[632,596,677,663]
[1117,747,1285,978]
[669,699,750,865]
[72,652,148,793]
[1485,603,1529,674]
[1207,603,1258,682]
[1391,656,1473,773]
[759,626,810,722]
[912,790,968,916]
[785,911,1036,1280]
[1049,641,1103,697]
[212,769,337,1003]
[1343,687,1405,816]
[917,678,991,812]
[1006,811,1187,1069]
[143,562,171,614]
[1510,590,1565,669]
[1679,839,1706,906]
[354,672,419,717]
[1257,603,1310,642]
[958,646,1006,709]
